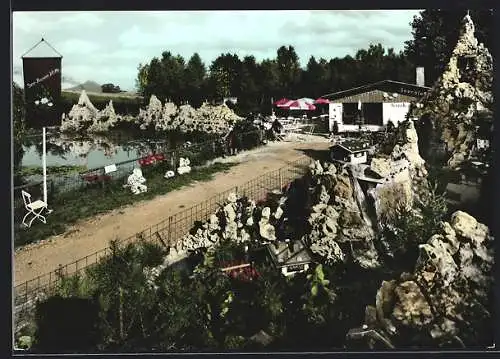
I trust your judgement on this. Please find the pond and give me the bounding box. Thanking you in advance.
[21,130,212,167]
[16,129,215,188]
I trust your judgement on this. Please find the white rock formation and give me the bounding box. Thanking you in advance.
[410,14,494,168]
[305,161,381,268]
[164,170,175,179]
[126,168,147,194]
[61,91,120,133]
[136,95,164,130]
[174,194,259,253]
[177,157,192,175]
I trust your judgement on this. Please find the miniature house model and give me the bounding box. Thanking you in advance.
[266,239,313,277]
[330,140,370,165]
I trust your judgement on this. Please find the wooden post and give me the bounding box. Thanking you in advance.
[168,216,173,247]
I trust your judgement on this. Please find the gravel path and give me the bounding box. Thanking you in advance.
[14,139,330,286]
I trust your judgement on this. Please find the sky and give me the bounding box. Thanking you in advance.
[12,10,422,92]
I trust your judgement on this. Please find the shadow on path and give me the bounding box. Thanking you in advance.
[296,148,331,163]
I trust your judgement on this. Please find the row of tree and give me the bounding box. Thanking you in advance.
[135,10,493,115]
[135,44,415,115]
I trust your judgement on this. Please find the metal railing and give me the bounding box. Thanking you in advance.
[13,155,312,332]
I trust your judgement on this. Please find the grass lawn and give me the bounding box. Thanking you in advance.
[14,161,235,248]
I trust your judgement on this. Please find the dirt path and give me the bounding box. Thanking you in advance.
[14,139,330,286]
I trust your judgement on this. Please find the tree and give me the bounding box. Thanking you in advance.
[144,57,163,99]
[276,45,302,97]
[13,82,25,184]
[301,56,329,99]
[355,43,387,84]
[208,53,242,102]
[135,63,149,95]
[238,56,260,113]
[159,51,186,104]
[404,9,494,86]
[184,53,207,107]
[256,59,279,114]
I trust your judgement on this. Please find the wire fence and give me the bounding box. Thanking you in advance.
[13,129,263,226]
[13,155,312,333]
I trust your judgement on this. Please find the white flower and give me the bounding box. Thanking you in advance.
[48,102,53,107]
[34,100,40,105]
[41,97,49,104]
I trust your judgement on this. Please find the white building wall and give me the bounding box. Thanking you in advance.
[340,124,383,132]
[329,103,343,131]
[329,101,412,132]
[383,102,411,126]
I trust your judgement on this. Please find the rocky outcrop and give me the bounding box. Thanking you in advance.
[194,103,242,134]
[171,193,287,253]
[348,210,494,348]
[410,14,494,168]
[61,91,121,133]
[367,120,429,223]
[61,93,243,135]
[389,120,427,178]
[60,90,99,132]
[136,95,164,130]
[306,161,380,269]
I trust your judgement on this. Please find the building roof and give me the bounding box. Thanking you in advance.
[331,139,370,153]
[267,240,312,268]
[321,80,431,103]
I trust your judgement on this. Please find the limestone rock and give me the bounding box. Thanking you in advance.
[410,14,494,168]
[310,238,345,264]
[259,220,276,241]
[370,157,393,178]
[391,281,434,328]
[352,210,494,348]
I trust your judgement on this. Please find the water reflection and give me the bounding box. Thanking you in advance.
[21,130,191,170]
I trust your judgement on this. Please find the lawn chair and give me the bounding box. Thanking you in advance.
[21,190,48,228]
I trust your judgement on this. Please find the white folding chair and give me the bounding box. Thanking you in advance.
[21,190,48,228]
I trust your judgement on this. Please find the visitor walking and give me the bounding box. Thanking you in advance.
[224,127,238,156]
[271,118,284,141]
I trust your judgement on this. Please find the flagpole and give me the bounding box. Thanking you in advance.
[42,126,47,205]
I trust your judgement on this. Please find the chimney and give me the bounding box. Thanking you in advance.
[416,67,425,87]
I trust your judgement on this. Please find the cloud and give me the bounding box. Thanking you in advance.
[58,39,101,54]
[13,10,421,91]
[13,11,104,33]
